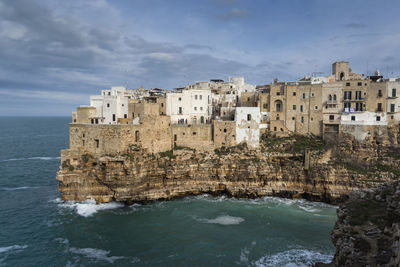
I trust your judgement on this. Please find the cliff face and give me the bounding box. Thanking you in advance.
[57,143,380,205]
[320,181,400,266]
[57,130,400,205]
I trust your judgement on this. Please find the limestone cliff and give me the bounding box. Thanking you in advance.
[317,181,400,266]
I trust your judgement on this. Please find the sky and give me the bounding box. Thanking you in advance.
[1,0,400,116]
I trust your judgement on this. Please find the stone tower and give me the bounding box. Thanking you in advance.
[332,61,350,81]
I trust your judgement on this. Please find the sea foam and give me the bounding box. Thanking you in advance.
[0,245,28,254]
[0,186,38,191]
[0,156,60,162]
[197,215,244,225]
[58,199,124,217]
[69,247,125,263]
[254,248,333,267]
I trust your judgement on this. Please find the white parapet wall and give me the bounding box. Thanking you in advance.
[341,111,387,126]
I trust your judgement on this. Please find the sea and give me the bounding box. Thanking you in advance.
[0,117,337,266]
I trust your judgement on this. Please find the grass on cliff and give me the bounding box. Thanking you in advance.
[159,150,176,159]
[260,133,326,153]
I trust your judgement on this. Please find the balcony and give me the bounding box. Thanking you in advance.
[326,100,337,105]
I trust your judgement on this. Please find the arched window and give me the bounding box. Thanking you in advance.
[275,100,283,112]
[247,114,251,121]
[340,72,345,80]
[333,94,337,101]
[328,95,332,101]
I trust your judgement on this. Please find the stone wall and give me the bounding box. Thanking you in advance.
[171,124,213,150]
[213,120,236,148]
[69,115,172,155]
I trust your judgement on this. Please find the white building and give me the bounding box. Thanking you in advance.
[90,86,129,124]
[166,84,212,125]
[235,107,260,148]
[341,111,387,126]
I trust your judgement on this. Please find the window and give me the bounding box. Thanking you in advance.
[200,107,203,111]
[293,92,296,96]
[132,112,134,118]
[356,102,363,111]
[301,116,304,123]
[247,97,250,101]
[135,131,140,142]
[351,116,356,121]
[178,107,182,114]
[200,95,202,100]
[108,92,111,96]
[91,119,94,124]
[292,117,295,120]
[194,107,197,111]
[391,104,395,113]
[178,97,182,101]
[95,119,98,124]
[377,103,382,112]
[112,114,116,121]
[107,103,110,107]
[195,95,198,100]
[311,93,315,97]
[274,127,277,131]
[263,104,267,109]
[392,88,397,97]
[122,104,124,107]
[357,82,362,86]
[224,128,227,133]
[378,90,382,97]
[95,139,99,148]
[376,116,381,121]
[344,91,352,100]
[346,82,350,86]
[355,91,361,100]
[276,115,279,120]
[82,133,85,138]
[293,105,296,110]
[300,105,303,112]
[333,95,337,101]
[314,105,318,110]
[276,103,281,112]
[302,93,306,99]
[161,103,164,107]
[192,132,197,135]
[329,95,332,100]
[329,115,334,120]
[247,114,251,121]
[344,102,351,109]
[124,114,127,118]
[276,91,280,96]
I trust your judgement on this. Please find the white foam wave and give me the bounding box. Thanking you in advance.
[298,205,321,213]
[0,156,60,162]
[254,248,333,267]
[58,199,124,217]
[197,215,244,225]
[0,245,28,254]
[0,186,38,191]
[69,247,125,263]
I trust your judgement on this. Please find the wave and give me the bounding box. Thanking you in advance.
[69,247,125,263]
[254,248,333,267]
[57,199,124,217]
[196,215,244,225]
[0,156,60,162]
[0,245,28,254]
[0,186,39,191]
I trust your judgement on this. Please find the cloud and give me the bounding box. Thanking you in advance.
[0,89,90,103]
[216,8,250,20]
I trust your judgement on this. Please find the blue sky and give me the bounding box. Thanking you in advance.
[1,0,400,115]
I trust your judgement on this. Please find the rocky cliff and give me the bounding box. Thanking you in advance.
[316,181,400,266]
[56,132,400,205]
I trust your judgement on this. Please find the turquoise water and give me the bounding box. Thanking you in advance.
[0,117,337,266]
